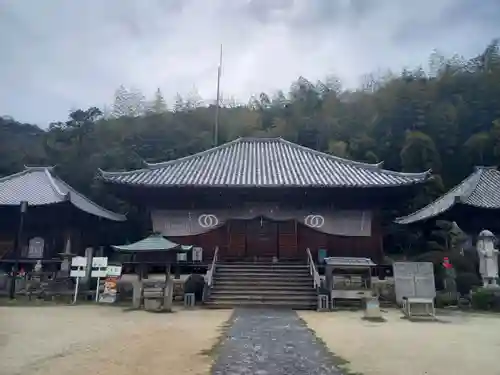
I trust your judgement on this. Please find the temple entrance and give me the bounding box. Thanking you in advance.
[245,217,278,260]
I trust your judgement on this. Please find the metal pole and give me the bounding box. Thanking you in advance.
[9,201,28,299]
[214,44,223,147]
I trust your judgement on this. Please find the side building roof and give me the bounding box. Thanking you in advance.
[395,166,500,225]
[0,166,126,221]
[98,137,431,188]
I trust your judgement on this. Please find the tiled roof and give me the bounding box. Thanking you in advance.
[112,234,192,252]
[99,137,430,188]
[0,166,125,221]
[395,166,500,225]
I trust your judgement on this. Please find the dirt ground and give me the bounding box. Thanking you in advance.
[0,305,232,375]
[299,309,500,375]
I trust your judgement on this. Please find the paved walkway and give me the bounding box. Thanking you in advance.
[212,308,344,375]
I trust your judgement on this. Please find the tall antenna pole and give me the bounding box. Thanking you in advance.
[214,44,223,147]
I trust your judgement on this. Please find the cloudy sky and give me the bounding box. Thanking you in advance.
[0,0,499,126]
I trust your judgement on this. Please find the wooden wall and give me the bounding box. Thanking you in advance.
[168,214,383,263]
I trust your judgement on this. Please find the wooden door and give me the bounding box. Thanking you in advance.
[227,220,246,260]
[245,218,278,259]
[278,221,298,260]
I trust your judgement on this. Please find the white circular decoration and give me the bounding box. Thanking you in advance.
[198,214,219,228]
[304,214,325,228]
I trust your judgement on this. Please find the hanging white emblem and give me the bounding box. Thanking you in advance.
[304,214,325,228]
[198,214,219,228]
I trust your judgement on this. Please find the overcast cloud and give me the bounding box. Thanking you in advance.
[0,0,499,126]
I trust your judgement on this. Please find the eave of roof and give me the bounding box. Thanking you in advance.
[98,137,431,188]
[112,234,192,252]
[395,166,500,225]
[0,166,126,222]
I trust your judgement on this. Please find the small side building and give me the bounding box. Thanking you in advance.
[395,166,500,233]
[0,166,126,269]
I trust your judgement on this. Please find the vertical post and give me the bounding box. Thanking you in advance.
[95,276,100,302]
[9,201,28,299]
[73,276,80,304]
[214,44,223,147]
[162,263,171,310]
[294,220,298,260]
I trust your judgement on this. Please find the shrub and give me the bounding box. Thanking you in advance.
[471,288,500,311]
[184,274,205,301]
[435,291,457,308]
[455,272,482,295]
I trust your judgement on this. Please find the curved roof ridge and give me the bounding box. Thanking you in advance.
[0,169,29,183]
[110,137,429,178]
[52,175,126,221]
[99,137,431,188]
[0,166,125,221]
[474,165,498,170]
[395,168,483,224]
[0,166,56,184]
[43,168,67,198]
[145,137,244,169]
[24,165,56,171]
[275,137,381,169]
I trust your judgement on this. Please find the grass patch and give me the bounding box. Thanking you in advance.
[297,315,364,375]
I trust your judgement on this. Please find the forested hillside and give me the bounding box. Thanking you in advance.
[2,40,500,223]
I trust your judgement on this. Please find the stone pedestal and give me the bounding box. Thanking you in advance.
[144,298,162,311]
[132,281,143,309]
[363,297,383,320]
[162,278,174,312]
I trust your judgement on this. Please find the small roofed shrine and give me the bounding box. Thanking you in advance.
[112,234,193,310]
[112,233,192,265]
[395,166,500,233]
[0,166,125,269]
[99,137,431,263]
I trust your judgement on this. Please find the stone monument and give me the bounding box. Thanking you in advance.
[476,230,499,288]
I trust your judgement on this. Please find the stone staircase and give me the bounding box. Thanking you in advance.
[204,262,318,309]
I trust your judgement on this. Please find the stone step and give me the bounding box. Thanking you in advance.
[214,279,314,287]
[216,268,310,274]
[204,301,316,310]
[213,283,314,291]
[218,261,306,265]
[211,289,315,296]
[217,263,308,269]
[215,272,312,279]
[209,294,317,303]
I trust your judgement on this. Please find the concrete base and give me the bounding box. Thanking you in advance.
[144,298,162,311]
[364,297,383,320]
[132,281,143,309]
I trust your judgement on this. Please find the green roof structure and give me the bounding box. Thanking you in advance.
[112,234,192,252]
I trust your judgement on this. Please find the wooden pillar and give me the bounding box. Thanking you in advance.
[226,220,231,261]
[295,220,299,258]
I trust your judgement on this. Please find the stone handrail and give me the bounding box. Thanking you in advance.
[202,246,218,302]
[206,246,219,287]
[306,248,321,290]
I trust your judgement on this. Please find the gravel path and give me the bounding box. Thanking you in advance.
[212,308,344,375]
